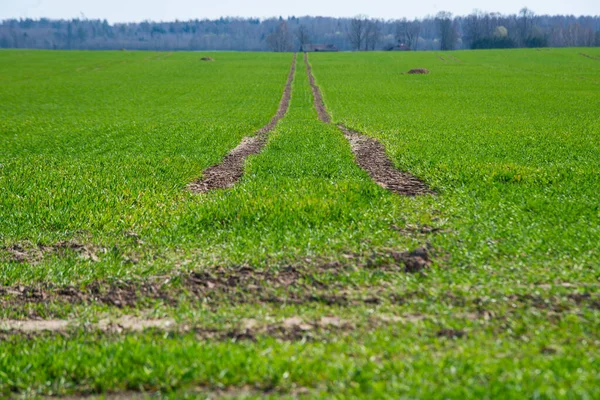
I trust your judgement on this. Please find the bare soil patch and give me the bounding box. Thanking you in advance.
[0,250,432,310]
[0,316,175,333]
[391,247,431,273]
[303,54,433,196]
[437,328,467,339]
[339,126,434,196]
[5,240,105,264]
[304,52,330,123]
[0,315,353,342]
[188,53,297,193]
[579,53,600,61]
[406,68,430,74]
[200,56,214,61]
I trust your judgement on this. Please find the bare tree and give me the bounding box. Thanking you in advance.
[295,25,310,50]
[2,14,600,52]
[266,20,292,52]
[436,11,457,50]
[348,15,368,50]
[364,19,382,50]
[395,19,421,50]
[518,7,535,45]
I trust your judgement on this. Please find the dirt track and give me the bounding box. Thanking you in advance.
[303,53,433,196]
[188,53,297,193]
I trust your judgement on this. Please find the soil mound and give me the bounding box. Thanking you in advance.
[407,68,430,74]
[200,57,214,61]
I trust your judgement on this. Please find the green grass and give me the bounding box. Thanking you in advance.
[309,48,600,284]
[1,48,599,398]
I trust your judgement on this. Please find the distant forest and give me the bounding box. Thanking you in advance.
[1,9,599,52]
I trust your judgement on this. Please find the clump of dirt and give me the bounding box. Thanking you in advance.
[391,224,443,235]
[188,53,297,193]
[200,57,214,61]
[407,68,430,74]
[391,247,431,273]
[437,328,466,339]
[339,126,434,196]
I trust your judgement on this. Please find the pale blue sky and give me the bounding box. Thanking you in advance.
[1,0,598,22]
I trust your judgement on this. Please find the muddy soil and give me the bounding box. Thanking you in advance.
[407,68,430,74]
[188,53,297,193]
[0,248,432,310]
[339,126,434,196]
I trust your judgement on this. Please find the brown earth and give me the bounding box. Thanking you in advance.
[5,240,105,264]
[407,68,430,74]
[200,56,214,61]
[0,316,175,333]
[339,126,434,196]
[304,52,331,123]
[188,53,297,193]
[579,53,600,61]
[0,248,431,310]
[303,53,433,196]
[0,315,353,341]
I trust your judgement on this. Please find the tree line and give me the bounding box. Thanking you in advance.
[1,9,599,52]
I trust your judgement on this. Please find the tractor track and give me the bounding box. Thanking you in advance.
[303,53,433,196]
[188,53,297,193]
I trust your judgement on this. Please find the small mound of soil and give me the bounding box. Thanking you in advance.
[200,57,214,61]
[407,68,430,74]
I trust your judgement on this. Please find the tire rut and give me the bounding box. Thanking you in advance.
[303,53,433,196]
[188,53,297,193]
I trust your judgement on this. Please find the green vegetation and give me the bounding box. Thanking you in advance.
[1,48,599,398]
[309,48,600,284]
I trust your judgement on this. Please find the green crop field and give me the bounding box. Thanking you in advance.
[0,48,599,398]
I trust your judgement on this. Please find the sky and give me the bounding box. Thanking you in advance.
[1,0,599,22]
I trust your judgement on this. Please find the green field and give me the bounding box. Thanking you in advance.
[1,48,599,398]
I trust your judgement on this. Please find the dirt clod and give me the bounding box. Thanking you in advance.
[392,247,431,273]
[437,328,466,339]
[407,68,430,74]
[200,57,214,61]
